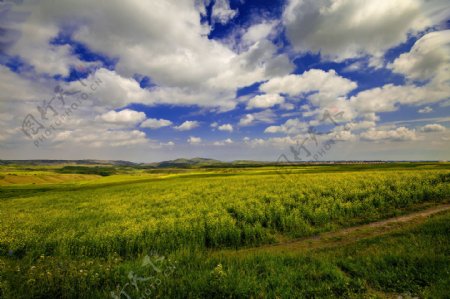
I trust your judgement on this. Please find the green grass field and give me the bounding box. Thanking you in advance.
[0,163,449,298]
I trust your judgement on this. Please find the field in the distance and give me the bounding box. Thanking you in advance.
[0,162,449,298]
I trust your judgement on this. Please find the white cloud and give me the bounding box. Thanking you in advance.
[360,127,417,141]
[342,61,365,72]
[283,0,449,62]
[389,30,450,82]
[98,109,146,125]
[329,129,357,141]
[264,118,308,135]
[239,114,255,126]
[242,21,277,45]
[213,138,233,146]
[73,68,152,108]
[140,118,173,129]
[349,83,449,115]
[238,110,276,126]
[260,69,357,107]
[175,120,200,131]
[53,128,149,147]
[218,123,233,132]
[187,136,202,144]
[8,23,84,77]
[279,102,295,111]
[211,0,237,25]
[420,123,446,132]
[418,106,433,113]
[7,0,293,111]
[247,94,284,109]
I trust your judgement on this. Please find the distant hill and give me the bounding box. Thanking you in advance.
[145,157,224,168]
[1,158,439,169]
[0,159,136,166]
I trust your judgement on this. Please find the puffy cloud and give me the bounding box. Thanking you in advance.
[53,128,149,147]
[279,102,295,111]
[420,123,446,132]
[140,118,173,129]
[360,127,417,141]
[8,24,84,77]
[246,94,284,109]
[238,110,276,126]
[260,69,357,106]
[213,138,233,146]
[238,114,255,126]
[243,135,302,147]
[342,61,365,72]
[418,106,433,113]
[211,0,237,25]
[72,68,152,108]
[242,21,278,45]
[187,136,202,144]
[98,109,146,125]
[175,120,200,131]
[259,64,447,125]
[328,129,357,141]
[6,0,293,110]
[283,0,449,62]
[218,123,233,132]
[349,83,449,115]
[264,118,308,135]
[389,30,450,82]
[163,141,175,146]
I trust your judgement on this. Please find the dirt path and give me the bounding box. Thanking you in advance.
[221,203,450,255]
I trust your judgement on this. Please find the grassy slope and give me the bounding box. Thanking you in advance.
[1,209,449,298]
[0,163,449,298]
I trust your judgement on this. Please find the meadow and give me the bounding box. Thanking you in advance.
[0,162,449,298]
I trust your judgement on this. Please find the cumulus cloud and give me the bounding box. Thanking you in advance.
[420,123,446,132]
[246,94,284,109]
[53,128,149,148]
[389,30,450,82]
[175,120,200,131]
[264,118,308,135]
[283,0,450,62]
[72,68,152,108]
[187,136,202,144]
[211,0,237,25]
[238,114,255,126]
[241,21,278,45]
[218,123,233,132]
[213,138,233,146]
[328,129,357,141]
[97,109,146,125]
[6,0,293,111]
[348,83,449,115]
[238,110,277,126]
[259,64,448,126]
[2,0,449,161]
[140,118,173,129]
[260,69,357,106]
[360,127,417,141]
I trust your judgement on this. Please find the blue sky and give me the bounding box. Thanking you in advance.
[0,0,449,162]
